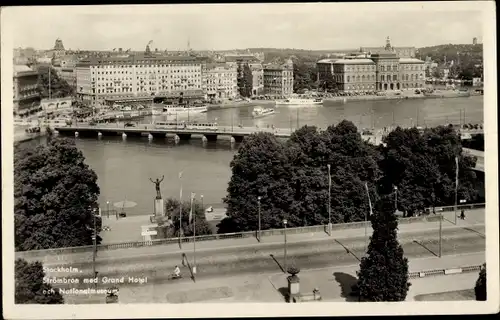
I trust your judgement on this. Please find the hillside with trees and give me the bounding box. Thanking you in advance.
[417,44,483,80]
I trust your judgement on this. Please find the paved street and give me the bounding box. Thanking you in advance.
[61,252,484,304]
[44,224,484,299]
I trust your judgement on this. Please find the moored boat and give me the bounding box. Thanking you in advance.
[252,106,276,118]
[275,98,323,105]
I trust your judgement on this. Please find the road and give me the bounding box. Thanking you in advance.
[44,225,485,293]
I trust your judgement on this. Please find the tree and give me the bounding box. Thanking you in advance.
[219,132,292,233]
[474,263,487,301]
[322,72,337,92]
[293,60,317,93]
[237,62,253,97]
[15,259,64,304]
[36,65,74,98]
[355,197,411,301]
[431,67,443,79]
[378,126,480,215]
[14,137,101,251]
[158,198,212,238]
[219,121,381,233]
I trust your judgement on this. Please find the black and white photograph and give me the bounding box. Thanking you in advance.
[1,2,498,318]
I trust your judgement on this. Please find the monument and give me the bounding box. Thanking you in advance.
[150,176,165,218]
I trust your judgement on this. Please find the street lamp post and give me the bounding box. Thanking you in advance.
[257,196,262,242]
[364,182,372,253]
[394,186,398,213]
[327,164,332,236]
[454,156,459,225]
[283,219,288,273]
[179,172,183,249]
[438,213,442,257]
[193,194,199,278]
[92,208,97,286]
[106,201,110,219]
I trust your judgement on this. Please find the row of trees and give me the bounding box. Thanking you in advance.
[219,121,480,233]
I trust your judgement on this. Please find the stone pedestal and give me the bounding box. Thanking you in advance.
[287,275,300,302]
[154,198,164,217]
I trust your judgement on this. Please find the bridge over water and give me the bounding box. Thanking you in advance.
[53,123,483,145]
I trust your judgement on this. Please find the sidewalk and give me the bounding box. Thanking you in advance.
[23,212,484,265]
[109,252,485,304]
[267,251,485,302]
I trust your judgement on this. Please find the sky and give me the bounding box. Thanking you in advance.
[4,3,486,52]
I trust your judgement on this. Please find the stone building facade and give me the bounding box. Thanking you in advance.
[263,59,294,97]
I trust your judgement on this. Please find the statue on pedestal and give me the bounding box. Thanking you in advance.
[149,175,165,200]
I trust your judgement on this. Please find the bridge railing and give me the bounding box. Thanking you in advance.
[14,214,443,258]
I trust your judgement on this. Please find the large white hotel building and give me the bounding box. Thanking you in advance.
[75,54,205,106]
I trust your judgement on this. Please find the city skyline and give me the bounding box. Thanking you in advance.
[5,3,484,52]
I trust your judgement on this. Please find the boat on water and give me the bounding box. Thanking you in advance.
[275,98,323,105]
[252,106,276,118]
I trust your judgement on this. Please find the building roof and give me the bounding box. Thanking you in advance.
[333,59,375,65]
[370,52,399,59]
[399,58,425,64]
[224,55,260,63]
[13,64,37,76]
[317,59,339,64]
[76,54,204,67]
[205,62,235,70]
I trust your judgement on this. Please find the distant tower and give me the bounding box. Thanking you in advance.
[54,38,65,51]
[385,36,392,51]
[473,37,478,45]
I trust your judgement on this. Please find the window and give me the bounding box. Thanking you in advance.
[347,76,350,82]
[393,75,397,81]
[381,75,385,81]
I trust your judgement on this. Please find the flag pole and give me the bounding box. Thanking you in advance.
[179,172,183,249]
[454,156,459,225]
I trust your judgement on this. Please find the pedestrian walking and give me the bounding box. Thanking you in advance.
[460,209,465,220]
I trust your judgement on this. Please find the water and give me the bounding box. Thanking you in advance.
[35,96,486,216]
